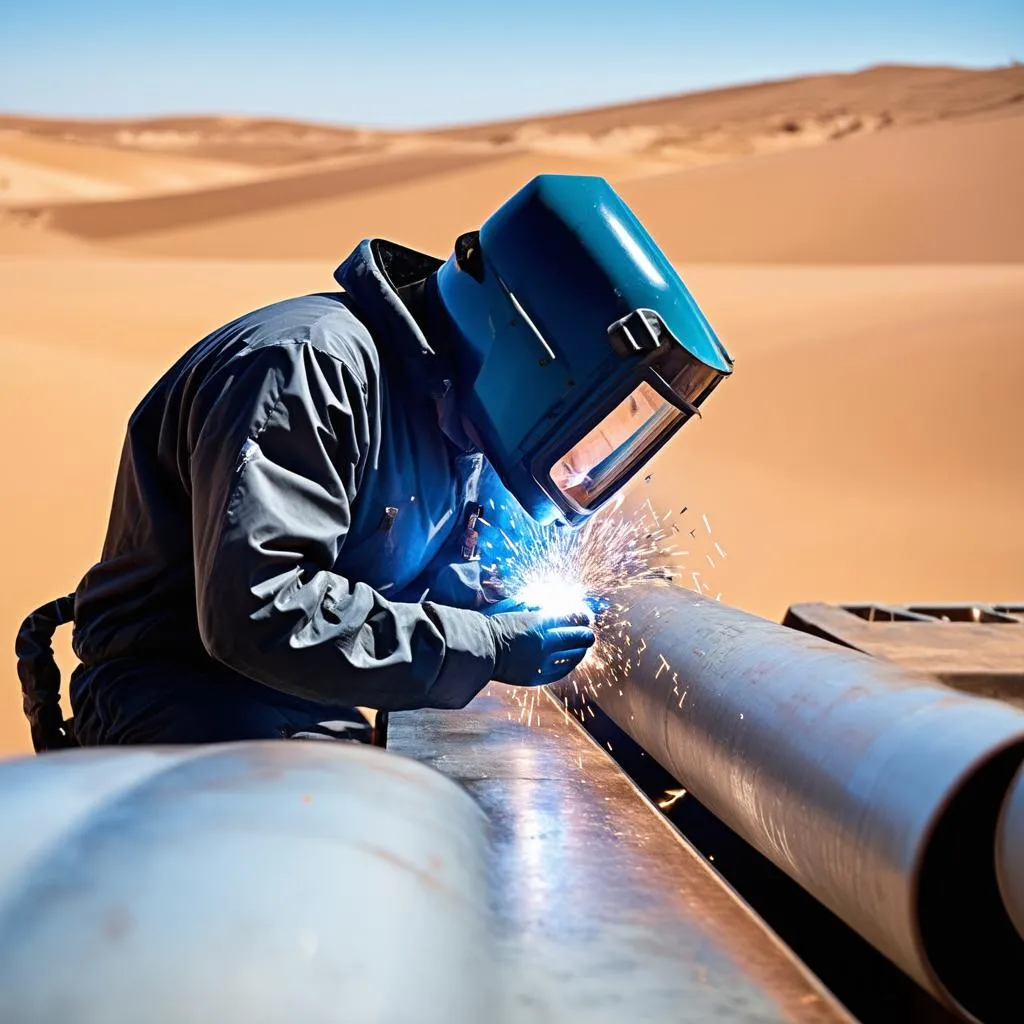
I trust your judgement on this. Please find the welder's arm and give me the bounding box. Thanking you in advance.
[188,343,499,711]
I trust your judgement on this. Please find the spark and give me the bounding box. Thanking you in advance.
[515,575,589,617]
[702,513,712,534]
[489,493,726,697]
[658,788,688,809]
[503,492,673,618]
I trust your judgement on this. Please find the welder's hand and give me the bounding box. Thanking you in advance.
[487,610,595,686]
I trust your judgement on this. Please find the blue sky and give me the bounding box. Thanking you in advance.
[3,1,1022,127]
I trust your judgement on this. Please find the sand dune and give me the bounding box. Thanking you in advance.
[620,111,1024,262]
[9,63,1019,172]
[0,219,93,255]
[626,264,1024,616]
[18,146,507,241]
[0,131,258,204]
[1,64,1021,755]
[9,104,1021,264]
[0,114,387,166]
[435,64,1024,161]
[108,150,664,259]
[117,109,1024,262]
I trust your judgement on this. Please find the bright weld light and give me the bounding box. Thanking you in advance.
[494,492,722,694]
[514,574,590,617]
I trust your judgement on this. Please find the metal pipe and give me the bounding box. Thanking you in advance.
[997,763,1024,943]
[568,585,1024,1022]
[0,742,496,1024]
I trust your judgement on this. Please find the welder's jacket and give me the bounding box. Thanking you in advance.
[70,240,512,718]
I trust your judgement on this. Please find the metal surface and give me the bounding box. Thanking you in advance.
[389,683,850,1023]
[0,742,494,1024]
[784,602,1024,703]
[565,585,1024,1023]
[996,763,1024,942]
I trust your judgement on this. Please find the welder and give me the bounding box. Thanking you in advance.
[16,175,732,749]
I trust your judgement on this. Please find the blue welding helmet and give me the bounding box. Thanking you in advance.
[436,175,733,526]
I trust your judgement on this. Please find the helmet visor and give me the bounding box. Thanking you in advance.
[549,381,685,510]
[656,343,727,409]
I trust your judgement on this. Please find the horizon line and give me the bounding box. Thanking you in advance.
[0,59,1015,135]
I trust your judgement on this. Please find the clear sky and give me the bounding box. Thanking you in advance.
[3,1,1022,128]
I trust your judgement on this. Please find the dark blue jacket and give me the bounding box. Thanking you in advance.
[71,240,516,715]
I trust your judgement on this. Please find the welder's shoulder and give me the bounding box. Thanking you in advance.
[235,292,380,388]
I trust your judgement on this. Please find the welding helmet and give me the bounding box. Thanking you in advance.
[436,175,733,526]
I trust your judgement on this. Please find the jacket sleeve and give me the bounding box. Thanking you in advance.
[188,340,498,711]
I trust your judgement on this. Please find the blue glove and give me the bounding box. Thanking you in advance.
[487,610,595,686]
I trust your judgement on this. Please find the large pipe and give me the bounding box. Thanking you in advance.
[997,764,1024,943]
[0,743,496,1024]
[567,585,1024,1023]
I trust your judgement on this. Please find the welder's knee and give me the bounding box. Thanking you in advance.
[71,660,306,746]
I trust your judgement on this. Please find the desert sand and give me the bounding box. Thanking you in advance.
[1,64,1022,756]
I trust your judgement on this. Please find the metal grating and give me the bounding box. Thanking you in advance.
[783,602,1024,703]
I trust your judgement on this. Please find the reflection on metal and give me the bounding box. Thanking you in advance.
[0,743,493,1024]
[997,763,1024,943]
[570,586,1024,1023]
[389,684,851,1023]
[784,602,1024,703]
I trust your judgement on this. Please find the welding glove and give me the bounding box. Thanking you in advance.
[487,610,595,686]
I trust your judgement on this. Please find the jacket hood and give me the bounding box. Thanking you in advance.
[335,239,476,453]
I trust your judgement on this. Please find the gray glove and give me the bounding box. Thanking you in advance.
[487,610,595,686]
